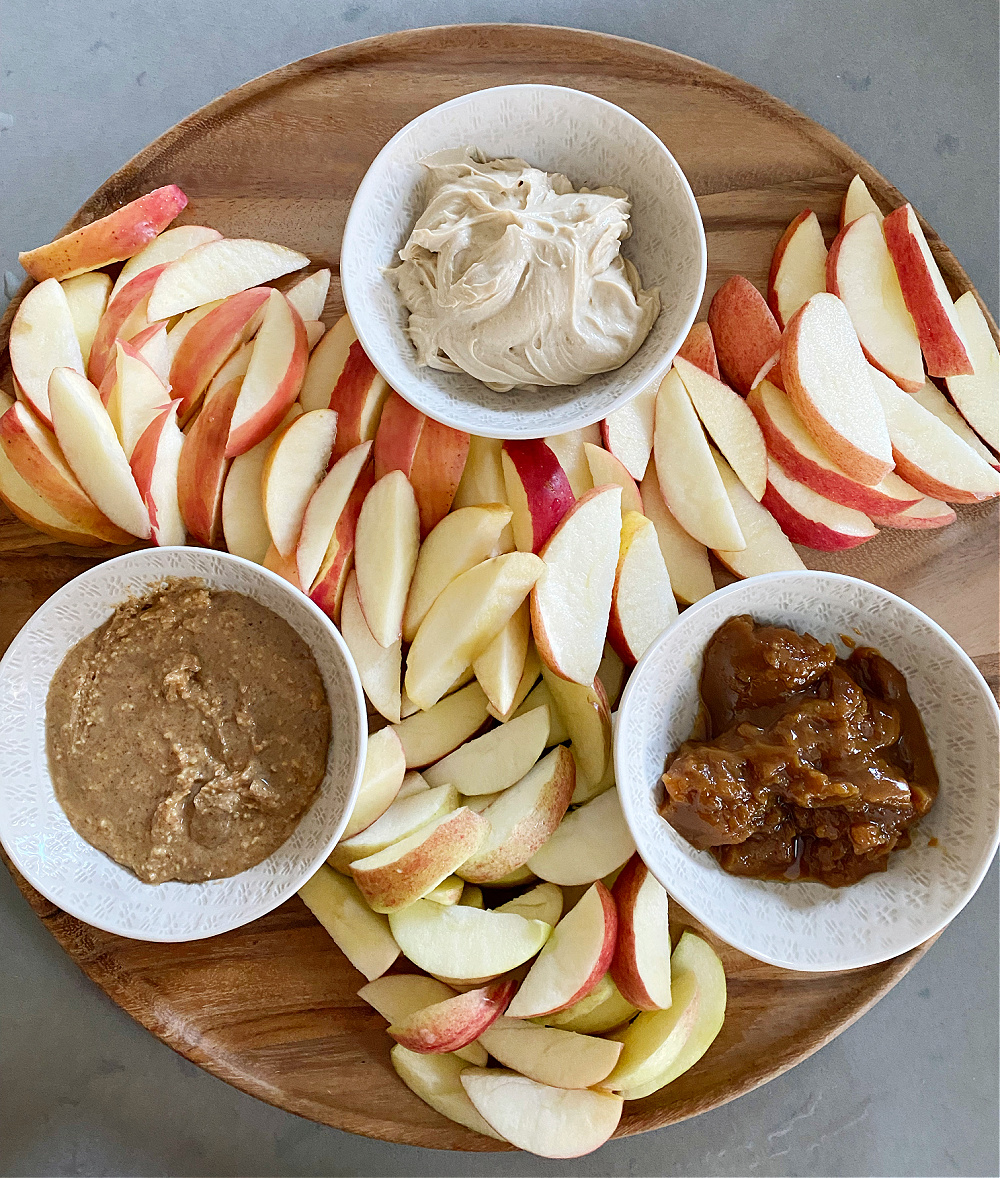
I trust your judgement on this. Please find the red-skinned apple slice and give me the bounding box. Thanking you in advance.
[297,865,400,982]
[330,783,458,873]
[340,569,402,724]
[176,376,241,545]
[841,174,883,227]
[530,485,622,686]
[285,268,331,322]
[472,599,529,717]
[309,466,372,623]
[826,212,924,392]
[583,442,643,512]
[162,300,224,369]
[299,314,356,411]
[638,462,715,604]
[110,224,223,299]
[767,209,828,329]
[528,788,635,887]
[128,321,171,385]
[391,681,491,769]
[129,401,186,546]
[544,425,601,498]
[676,321,721,380]
[354,469,420,647]
[713,451,805,577]
[600,378,657,480]
[262,542,301,587]
[780,292,893,484]
[653,367,745,550]
[296,441,372,590]
[388,977,516,1053]
[608,510,678,665]
[506,881,616,1018]
[359,974,488,1067]
[19,185,187,282]
[104,340,172,458]
[478,1017,622,1089]
[883,203,973,377]
[8,278,85,426]
[501,440,574,554]
[61,271,111,369]
[945,292,1000,452]
[220,403,299,562]
[910,379,997,467]
[47,367,150,538]
[870,495,956,529]
[707,275,781,395]
[868,366,1000,502]
[304,332,391,463]
[610,855,672,1011]
[87,264,167,389]
[260,407,338,557]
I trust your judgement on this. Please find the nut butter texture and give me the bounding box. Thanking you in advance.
[46,579,331,884]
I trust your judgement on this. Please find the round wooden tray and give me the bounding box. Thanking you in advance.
[1,24,997,1153]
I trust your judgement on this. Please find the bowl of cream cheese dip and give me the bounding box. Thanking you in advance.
[340,84,706,439]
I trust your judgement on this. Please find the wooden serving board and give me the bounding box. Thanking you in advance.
[1,24,996,1152]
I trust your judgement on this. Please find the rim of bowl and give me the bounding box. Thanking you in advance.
[340,82,707,438]
[614,569,1000,970]
[0,546,368,941]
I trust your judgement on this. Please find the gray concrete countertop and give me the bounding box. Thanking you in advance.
[1,3,997,1175]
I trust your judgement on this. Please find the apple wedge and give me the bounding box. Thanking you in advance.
[500,439,575,555]
[330,784,459,873]
[341,727,406,841]
[530,485,622,687]
[610,856,672,1011]
[87,264,166,388]
[781,292,893,484]
[584,442,643,512]
[543,425,601,498]
[424,705,550,796]
[869,366,1000,503]
[390,1047,504,1139]
[8,278,85,426]
[478,1017,622,1089]
[19,185,188,282]
[543,972,638,1034]
[359,975,488,1066]
[388,978,516,1053]
[392,681,491,768]
[260,407,338,556]
[388,900,552,981]
[104,340,172,458]
[638,463,715,605]
[426,876,465,906]
[472,600,530,718]
[767,209,828,329]
[61,271,112,368]
[511,679,568,745]
[539,667,611,786]
[456,746,575,884]
[460,1069,623,1158]
[298,313,354,408]
[176,376,241,545]
[219,403,297,562]
[129,402,185,546]
[285,268,331,322]
[910,379,997,466]
[597,643,627,711]
[603,964,699,1096]
[750,350,786,393]
[707,275,782,395]
[841,174,884,227]
[262,543,300,586]
[946,292,1000,452]
[297,865,399,981]
[490,641,543,724]
[311,338,390,462]
[826,212,924,393]
[397,770,430,799]
[405,552,544,710]
[871,495,956,530]
[340,571,402,724]
[308,472,373,625]
[608,510,678,665]
[352,469,421,646]
[496,882,564,926]
[676,321,721,380]
[600,378,657,480]
[763,458,878,550]
[403,503,514,641]
[883,203,972,377]
[46,367,150,538]
[712,451,805,577]
[110,224,223,299]
[294,440,371,589]
[653,367,745,550]
[529,788,636,886]
[747,379,920,515]
[128,321,171,384]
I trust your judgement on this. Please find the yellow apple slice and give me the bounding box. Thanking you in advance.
[608,511,678,666]
[539,667,610,783]
[390,1047,505,1140]
[529,788,635,886]
[638,461,715,604]
[285,268,331,322]
[495,881,563,925]
[9,278,85,427]
[61,271,112,367]
[472,599,530,718]
[354,469,420,648]
[604,964,699,1094]
[329,784,458,873]
[424,704,550,795]
[425,876,465,906]
[297,865,399,981]
[542,972,638,1034]
[341,726,406,840]
[340,569,402,724]
[583,442,643,512]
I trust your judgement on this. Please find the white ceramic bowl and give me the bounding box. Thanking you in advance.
[0,548,367,942]
[340,84,706,439]
[614,571,1000,972]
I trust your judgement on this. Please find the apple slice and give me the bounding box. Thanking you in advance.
[496,882,564,926]
[883,203,973,377]
[460,1069,622,1158]
[512,678,569,745]
[285,268,331,322]
[110,223,223,299]
[750,350,786,393]
[610,856,672,1011]
[584,442,643,512]
[608,511,678,665]
[707,275,782,395]
[946,292,1000,451]
[305,321,326,350]
[295,438,372,589]
[260,407,338,556]
[341,727,406,841]
[388,900,552,981]
[330,784,458,873]
[638,462,715,605]
[869,366,999,502]
[8,278,85,426]
[600,378,657,480]
[763,458,878,550]
[262,542,300,586]
[46,367,150,538]
[314,341,391,462]
[452,436,514,541]
[781,292,893,484]
[426,876,465,906]
[424,705,550,796]
[297,865,399,981]
[306,471,373,626]
[403,503,513,641]
[129,402,185,545]
[19,185,188,282]
[543,972,638,1034]
[747,379,921,515]
[712,451,805,576]
[604,963,699,1095]
[128,321,171,384]
[176,376,240,545]
[163,300,225,368]
[653,367,745,549]
[478,1017,622,1089]
[767,209,828,329]
[352,469,421,647]
[529,788,636,886]
[298,313,355,409]
[530,486,622,687]
[505,882,616,1018]
[87,264,167,389]
[490,641,543,724]
[397,770,430,799]
[910,379,997,466]
[871,494,956,530]
[501,440,575,554]
[340,570,402,724]
[392,681,490,768]
[388,977,516,1053]
[219,403,297,562]
[359,975,487,1067]
[611,932,727,1101]
[104,340,172,458]
[456,746,575,884]
[841,174,884,227]
[61,271,112,368]
[597,644,627,711]
[827,212,924,392]
[539,668,611,786]
[676,321,721,380]
[390,1047,504,1139]
[472,600,529,718]
[543,425,602,498]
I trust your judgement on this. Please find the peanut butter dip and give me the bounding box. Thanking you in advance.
[46,579,331,884]
[388,147,660,391]
[660,615,938,887]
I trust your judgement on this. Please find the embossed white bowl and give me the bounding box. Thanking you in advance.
[615,571,1000,971]
[340,84,706,438]
[0,548,367,942]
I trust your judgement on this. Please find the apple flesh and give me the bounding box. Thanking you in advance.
[390,1047,505,1140]
[604,964,699,1095]
[767,209,828,329]
[543,425,601,498]
[946,292,1000,452]
[610,856,672,1011]
[910,379,997,467]
[392,681,491,768]
[353,469,420,647]
[330,783,459,873]
[87,263,167,389]
[539,667,610,786]
[583,442,644,512]
[501,440,574,554]
[529,788,636,886]
[260,407,338,556]
[542,972,638,1034]
[104,340,172,458]
[841,174,884,227]
[600,377,658,480]
[472,600,530,718]
[388,977,516,1053]
[713,451,805,577]
[61,271,112,369]
[495,882,564,927]
[707,274,781,395]
[296,441,372,591]
[8,278,86,426]
[490,641,543,724]
[341,727,406,841]
[297,865,399,981]
[763,458,878,550]
[870,494,956,530]
[478,1017,622,1089]
[358,973,486,1066]
[424,704,550,796]
[676,321,720,380]
[340,569,402,724]
[129,402,185,546]
[176,376,240,545]
[110,224,223,299]
[638,462,715,605]
[318,336,391,458]
[285,268,331,322]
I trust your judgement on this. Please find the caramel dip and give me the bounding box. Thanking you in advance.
[46,579,331,884]
[660,615,938,888]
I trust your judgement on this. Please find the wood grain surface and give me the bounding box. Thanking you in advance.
[0,24,996,1152]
